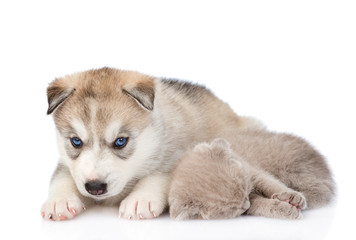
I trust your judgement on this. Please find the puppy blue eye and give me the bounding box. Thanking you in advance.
[71,137,83,148]
[114,137,128,149]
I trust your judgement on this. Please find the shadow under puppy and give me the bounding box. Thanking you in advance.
[169,133,335,220]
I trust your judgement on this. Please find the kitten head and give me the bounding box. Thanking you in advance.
[169,138,251,220]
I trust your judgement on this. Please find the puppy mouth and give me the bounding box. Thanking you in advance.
[89,193,109,200]
[87,190,108,196]
[82,190,112,200]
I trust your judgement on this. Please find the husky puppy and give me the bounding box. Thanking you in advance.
[41,67,261,221]
[169,135,335,220]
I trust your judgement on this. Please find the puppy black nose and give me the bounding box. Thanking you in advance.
[85,180,107,195]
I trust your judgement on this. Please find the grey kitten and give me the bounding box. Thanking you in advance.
[169,131,335,220]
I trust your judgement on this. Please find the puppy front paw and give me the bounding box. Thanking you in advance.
[41,194,86,221]
[119,193,166,220]
[272,191,307,210]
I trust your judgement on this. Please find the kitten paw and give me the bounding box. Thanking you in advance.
[272,191,307,210]
[271,200,303,219]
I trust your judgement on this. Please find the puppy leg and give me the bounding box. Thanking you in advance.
[41,163,89,221]
[119,173,170,220]
[246,193,302,219]
[252,170,307,210]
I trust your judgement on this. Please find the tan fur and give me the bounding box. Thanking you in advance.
[169,139,251,220]
[169,130,335,220]
[224,130,335,210]
[42,67,260,221]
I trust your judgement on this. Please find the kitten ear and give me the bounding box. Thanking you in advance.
[193,142,210,153]
[211,138,231,149]
[123,81,155,111]
[232,158,243,168]
[47,79,75,115]
[210,138,232,157]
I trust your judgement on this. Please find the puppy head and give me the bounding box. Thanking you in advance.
[47,67,160,200]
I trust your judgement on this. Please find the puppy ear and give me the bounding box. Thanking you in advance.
[123,82,155,111]
[47,80,75,115]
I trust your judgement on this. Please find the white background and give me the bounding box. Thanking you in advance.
[0,1,355,239]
